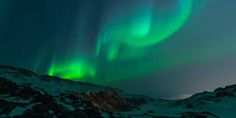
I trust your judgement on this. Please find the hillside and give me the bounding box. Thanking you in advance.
[0,65,236,118]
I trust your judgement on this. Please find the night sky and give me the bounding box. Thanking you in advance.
[1,0,236,99]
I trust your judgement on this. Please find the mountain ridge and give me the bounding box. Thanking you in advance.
[0,65,236,118]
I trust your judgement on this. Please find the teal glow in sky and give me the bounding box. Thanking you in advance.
[2,0,236,98]
[46,0,196,83]
[4,0,235,85]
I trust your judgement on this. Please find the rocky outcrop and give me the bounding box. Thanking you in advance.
[73,90,135,112]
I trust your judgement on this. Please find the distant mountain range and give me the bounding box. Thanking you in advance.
[0,65,236,118]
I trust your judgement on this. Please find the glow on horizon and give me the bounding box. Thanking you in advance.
[48,60,96,80]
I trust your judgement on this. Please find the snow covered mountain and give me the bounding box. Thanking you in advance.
[0,65,236,118]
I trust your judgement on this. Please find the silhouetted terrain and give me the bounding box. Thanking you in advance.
[0,65,236,118]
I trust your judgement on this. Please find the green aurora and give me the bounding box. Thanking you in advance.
[46,0,207,84]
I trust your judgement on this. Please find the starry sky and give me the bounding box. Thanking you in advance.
[1,0,236,99]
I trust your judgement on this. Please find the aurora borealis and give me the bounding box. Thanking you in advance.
[1,0,236,98]
[46,0,195,83]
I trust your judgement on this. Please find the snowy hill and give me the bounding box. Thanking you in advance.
[0,65,236,118]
